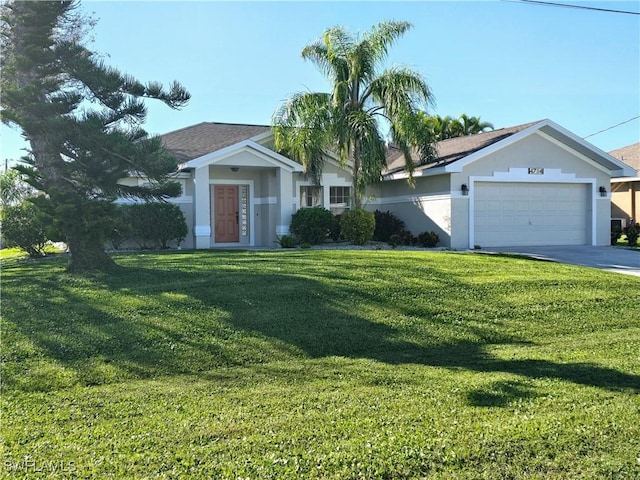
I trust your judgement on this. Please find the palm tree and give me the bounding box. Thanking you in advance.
[273,21,435,209]
[456,114,494,135]
[419,113,493,141]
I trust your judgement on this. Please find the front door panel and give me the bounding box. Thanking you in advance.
[214,185,239,243]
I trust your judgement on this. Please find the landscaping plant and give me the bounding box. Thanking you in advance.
[373,210,405,242]
[1,201,49,257]
[417,231,440,248]
[624,221,639,246]
[340,209,375,245]
[289,207,333,244]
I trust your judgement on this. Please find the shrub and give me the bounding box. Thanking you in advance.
[417,231,439,248]
[300,242,311,249]
[276,235,297,248]
[109,207,134,250]
[398,229,418,247]
[388,234,402,248]
[329,214,342,242]
[113,203,188,249]
[340,209,375,245]
[2,201,49,257]
[373,210,405,242]
[290,207,333,244]
[624,221,639,247]
[611,227,623,246]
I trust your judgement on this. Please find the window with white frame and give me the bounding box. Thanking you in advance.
[300,186,323,208]
[329,186,351,214]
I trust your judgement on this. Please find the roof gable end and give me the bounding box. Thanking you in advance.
[443,119,636,176]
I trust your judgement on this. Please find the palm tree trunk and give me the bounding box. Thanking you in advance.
[352,143,362,209]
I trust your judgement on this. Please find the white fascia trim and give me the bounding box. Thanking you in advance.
[249,142,304,171]
[181,140,303,172]
[467,168,598,249]
[540,119,638,177]
[168,171,193,179]
[382,166,449,181]
[535,130,614,175]
[250,130,274,143]
[611,176,640,183]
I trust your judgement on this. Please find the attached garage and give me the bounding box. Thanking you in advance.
[380,119,636,249]
[473,182,590,247]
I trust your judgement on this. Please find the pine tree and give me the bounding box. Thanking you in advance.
[1,0,190,272]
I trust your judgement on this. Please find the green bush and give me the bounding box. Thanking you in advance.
[340,209,375,245]
[2,201,49,257]
[113,203,188,249]
[109,207,134,250]
[329,214,343,242]
[624,221,639,246]
[611,227,623,246]
[417,231,439,248]
[290,207,333,244]
[373,210,405,242]
[388,234,402,248]
[276,235,297,248]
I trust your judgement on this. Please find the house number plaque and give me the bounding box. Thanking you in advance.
[528,168,544,175]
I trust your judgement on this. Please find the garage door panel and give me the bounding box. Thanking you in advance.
[473,182,589,247]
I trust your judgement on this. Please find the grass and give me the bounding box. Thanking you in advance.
[0,244,64,265]
[2,250,640,479]
[616,235,640,251]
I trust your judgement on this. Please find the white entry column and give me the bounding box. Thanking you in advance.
[276,168,294,236]
[194,166,211,249]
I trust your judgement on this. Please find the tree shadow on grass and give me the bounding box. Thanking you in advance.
[3,252,639,401]
[466,380,538,407]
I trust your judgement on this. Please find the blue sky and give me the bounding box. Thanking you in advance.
[2,0,639,166]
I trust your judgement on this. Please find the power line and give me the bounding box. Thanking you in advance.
[504,0,640,15]
[583,116,640,139]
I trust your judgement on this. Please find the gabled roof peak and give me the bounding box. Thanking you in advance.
[159,122,271,163]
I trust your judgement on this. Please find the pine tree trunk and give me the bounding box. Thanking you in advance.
[66,235,115,273]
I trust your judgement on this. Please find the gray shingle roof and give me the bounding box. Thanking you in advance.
[160,122,271,163]
[160,120,549,174]
[609,142,640,171]
[385,121,541,174]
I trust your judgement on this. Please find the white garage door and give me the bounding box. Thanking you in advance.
[473,182,589,247]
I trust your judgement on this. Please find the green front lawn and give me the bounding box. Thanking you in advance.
[2,250,639,478]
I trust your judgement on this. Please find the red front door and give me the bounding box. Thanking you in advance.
[214,185,239,243]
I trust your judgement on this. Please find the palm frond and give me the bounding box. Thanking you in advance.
[366,67,434,118]
[366,21,412,64]
[272,91,333,184]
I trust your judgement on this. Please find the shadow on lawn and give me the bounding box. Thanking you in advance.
[3,251,639,402]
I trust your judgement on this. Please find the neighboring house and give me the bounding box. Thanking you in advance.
[121,119,635,250]
[609,142,640,229]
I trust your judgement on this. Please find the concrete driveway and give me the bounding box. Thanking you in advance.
[482,246,640,277]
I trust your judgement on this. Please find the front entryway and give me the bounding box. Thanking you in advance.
[214,185,239,243]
